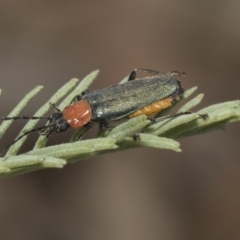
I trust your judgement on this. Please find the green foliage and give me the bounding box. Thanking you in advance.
[0,71,239,177]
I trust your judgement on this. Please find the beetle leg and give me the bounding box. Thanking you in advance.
[99,122,116,130]
[169,71,186,77]
[71,95,82,104]
[71,91,89,104]
[151,112,208,122]
[71,94,83,104]
[98,122,116,137]
[128,69,186,81]
[99,122,108,130]
[128,68,164,81]
[133,133,141,141]
[81,90,89,96]
[49,103,61,112]
[75,122,94,140]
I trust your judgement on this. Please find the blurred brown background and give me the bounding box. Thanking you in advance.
[0,1,240,239]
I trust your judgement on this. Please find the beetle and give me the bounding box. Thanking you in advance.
[61,69,185,128]
[0,68,206,151]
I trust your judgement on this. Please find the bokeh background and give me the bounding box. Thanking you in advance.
[0,1,240,239]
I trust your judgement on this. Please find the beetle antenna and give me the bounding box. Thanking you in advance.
[0,116,54,156]
[0,116,52,121]
[0,124,51,156]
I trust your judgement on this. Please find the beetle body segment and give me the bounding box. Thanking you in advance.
[128,97,172,118]
[82,74,183,122]
[62,100,92,129]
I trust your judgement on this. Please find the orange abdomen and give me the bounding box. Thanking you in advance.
[129,97,172,118]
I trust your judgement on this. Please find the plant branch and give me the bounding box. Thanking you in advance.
[0,71,239,178]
